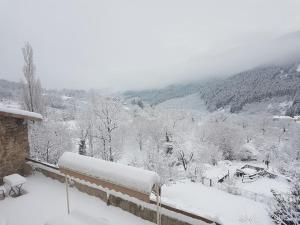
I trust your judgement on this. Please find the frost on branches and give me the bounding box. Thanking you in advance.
[271,183,300,225]
[28,120,72,164]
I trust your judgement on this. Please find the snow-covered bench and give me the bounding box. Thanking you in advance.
[3,174,26,196]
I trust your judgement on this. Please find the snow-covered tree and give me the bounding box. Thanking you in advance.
[133,116,149,151]
[172,134,194,171]
[271,183,300,225]
[92,96,122,161]
[29,120,73,164]
[202,113,243,161]
[21,42,44,114]
[76,106,94,156]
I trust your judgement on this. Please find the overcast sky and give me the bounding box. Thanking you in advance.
[1,0,300,91]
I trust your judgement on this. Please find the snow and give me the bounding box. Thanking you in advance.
[161,181,274,225]
[58,152,160,195]
[202,161,240,182]
[3,174,26,187]
[238,177,290,197]
[241,143,259,156]
[241,168,257,175]
[0,173,154,225]
[272,115,296,121]
[61,95,72,100]
[156,94,208,118]
[297,64,300,72]
[204,166,229,181]
[45,210,110,225]
[0,106,42,120]
[0,100,20,109]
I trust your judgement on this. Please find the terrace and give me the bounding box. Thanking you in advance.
[0,156,218,225]
[0,172,153,225]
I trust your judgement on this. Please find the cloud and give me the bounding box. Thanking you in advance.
[0,0,300,91]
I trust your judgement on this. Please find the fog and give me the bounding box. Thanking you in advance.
[1,0,300,91]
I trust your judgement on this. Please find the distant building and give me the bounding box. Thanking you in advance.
[0,107,42,182]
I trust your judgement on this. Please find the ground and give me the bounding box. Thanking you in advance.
[159,160,291,225]
[237,177,290,197]
[0,173,154,225]
[161,180,274,225]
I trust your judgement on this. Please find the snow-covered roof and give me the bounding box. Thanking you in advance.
[58,152,160,196]
[0,106,42,121]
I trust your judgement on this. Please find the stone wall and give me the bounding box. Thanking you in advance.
[0,116,29,182]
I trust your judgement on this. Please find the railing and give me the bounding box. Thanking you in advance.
[149,199,221,225]
[25,157,59,170]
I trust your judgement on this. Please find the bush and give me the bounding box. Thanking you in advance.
[270,183,300,225]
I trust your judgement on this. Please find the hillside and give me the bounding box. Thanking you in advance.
[0,79,21,100]
[125,62,300,116]
[200,63,300,115]
[124,81,205,105]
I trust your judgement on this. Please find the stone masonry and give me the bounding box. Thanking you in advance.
[0,116,29,182]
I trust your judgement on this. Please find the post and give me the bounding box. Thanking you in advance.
[156,185,161,225]
[65,176,70,214]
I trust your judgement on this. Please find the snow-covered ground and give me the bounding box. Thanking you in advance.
[202,161,290,197]
[237,177,290,197]
[0,173,154,225]
[161,180,275,225]
[0,100,20,109]
[156,94,208,118]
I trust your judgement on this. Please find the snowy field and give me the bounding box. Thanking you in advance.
[161,181,275,225]
[0,173,154,225]
[237,177,290,197]
[156,94,209,118]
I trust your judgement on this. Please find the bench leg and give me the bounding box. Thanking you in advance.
[0,190,4,199]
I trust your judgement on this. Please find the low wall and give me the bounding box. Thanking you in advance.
[26,160,220,225]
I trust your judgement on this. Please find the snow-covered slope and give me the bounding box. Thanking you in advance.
[156,93,209,117]
[125,62,300,116]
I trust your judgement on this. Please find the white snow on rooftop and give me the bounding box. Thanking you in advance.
[0,106,42,120]
[58,152,160,195]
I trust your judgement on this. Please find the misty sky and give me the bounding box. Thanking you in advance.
[1,0,300,91]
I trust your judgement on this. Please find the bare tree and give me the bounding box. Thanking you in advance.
[133,117,149,151]
[21,42,44,114]
[92,96,122,161]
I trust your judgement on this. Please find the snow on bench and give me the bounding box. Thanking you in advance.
[3,174,26,187]
[58,152,160,198]
[3,174,27,196]
[45,210,110,225]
